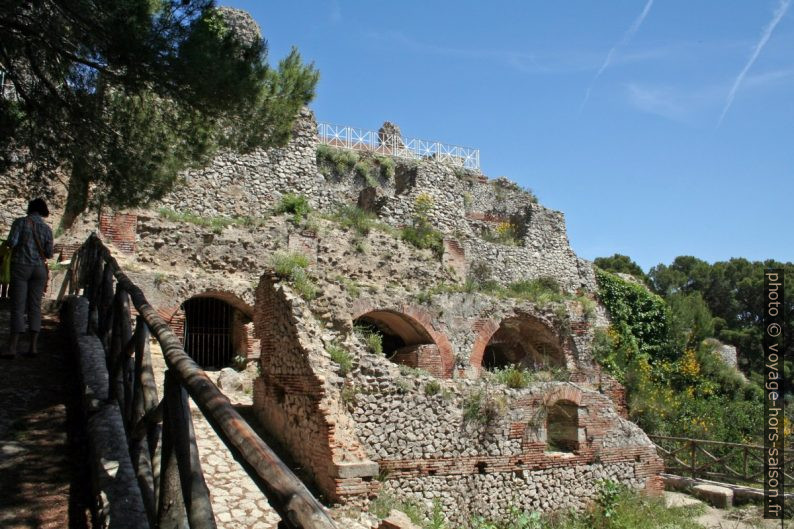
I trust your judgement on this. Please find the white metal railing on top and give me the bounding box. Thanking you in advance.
[317,122,480,170]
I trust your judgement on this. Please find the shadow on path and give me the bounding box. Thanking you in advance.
[0,301,90,529]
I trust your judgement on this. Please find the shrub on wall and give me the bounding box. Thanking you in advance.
[274,193,311,223]
[401,193,443,257]
[316,145,396,186]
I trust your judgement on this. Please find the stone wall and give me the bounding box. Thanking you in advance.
[244,271,661,524]
[253,274,380,502]
[154,110,596,294]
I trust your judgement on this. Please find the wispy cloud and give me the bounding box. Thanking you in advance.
[627,68,794,124]
[581,0,655,111]
[718,0,791,126]
[364,29,668,76]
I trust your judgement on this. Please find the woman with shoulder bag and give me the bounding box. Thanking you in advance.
[1,198,54,358]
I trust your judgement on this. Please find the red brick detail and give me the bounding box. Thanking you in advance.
[99,211,137,253]
[391,345,445,378]
[570,321,590,336]
[164,307,186,343]
[53,242,81,262]
[351,301,455,378]
[543,386,584,407]
[468,318,501,369]
[465,212,510,223]
[442,238,466,280]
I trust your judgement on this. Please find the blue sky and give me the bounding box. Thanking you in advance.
[224,1,793,271]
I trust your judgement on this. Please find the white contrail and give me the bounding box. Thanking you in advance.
[718,0,791,126]
[581,0,655,111]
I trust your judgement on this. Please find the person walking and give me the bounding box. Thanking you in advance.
[1,198,53,358]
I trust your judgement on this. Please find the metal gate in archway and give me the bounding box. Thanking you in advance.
[182,297,234,368]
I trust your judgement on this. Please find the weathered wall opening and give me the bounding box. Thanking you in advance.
[478,316,566,372]
[168,292,257,368]
[354,310,446,376]
[546,399,580,453]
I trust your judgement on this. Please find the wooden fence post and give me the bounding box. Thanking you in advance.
[159,371,189,529]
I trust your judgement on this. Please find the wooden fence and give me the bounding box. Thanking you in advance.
[650,435,794,491]
[60,234,337,529]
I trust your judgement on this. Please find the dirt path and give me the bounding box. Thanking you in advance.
[666,491,793,529]
[0,302,87,529]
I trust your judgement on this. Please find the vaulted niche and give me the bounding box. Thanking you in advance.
[482,316,565,371]
[353,310,439,370]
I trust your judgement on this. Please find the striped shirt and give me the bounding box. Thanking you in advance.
[7,213,54,266]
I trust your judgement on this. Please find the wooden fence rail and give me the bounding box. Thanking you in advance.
[649,435,794,491]
[60,234,337,529]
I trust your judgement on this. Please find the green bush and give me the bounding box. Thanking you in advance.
[330,205,376,235]
[491,365,531,389]
[327,343,352,376]
[271,251,310,278]
[354,324,383,355]
[462,389,505,424]
[424,380,442,396]
[317,144,359,176]
[269,251,317,300]
[317,145,396,186]
[401,193,444,256]
[274,193,311,223]
[468,485,705,529]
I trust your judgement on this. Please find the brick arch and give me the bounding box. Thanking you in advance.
[542,385,584,407]
[468,313,567,371]
[163,290,258,365]
[351,299,455,378]
[182,289,253,318]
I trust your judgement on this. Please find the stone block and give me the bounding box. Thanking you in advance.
[379,509,421,529]
[331,460,379,479]
[692,484,733,509]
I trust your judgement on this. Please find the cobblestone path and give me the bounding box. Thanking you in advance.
[150,344,282,529]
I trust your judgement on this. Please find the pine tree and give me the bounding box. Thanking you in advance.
[0,1,318,226]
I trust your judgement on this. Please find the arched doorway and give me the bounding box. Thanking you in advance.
[353,310,443,375]
[181,296,253,369]
[480,316,565,372]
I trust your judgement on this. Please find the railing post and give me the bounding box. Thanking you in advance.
[159,371,189,529]
[162,370,217,529]
[690,440,696,478]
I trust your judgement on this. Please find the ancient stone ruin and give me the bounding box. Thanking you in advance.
[1,109,663,525]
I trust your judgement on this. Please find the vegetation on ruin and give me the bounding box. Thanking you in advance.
[414,273,595,323]
[326,205,377,235]
[424,380,442,396]
[369,480,706,529]
[274,193,311,223]
[270,251,318,300]
[354,324,384,355]
[462,387,507,424]
[316,145,395,187]
[466,483,705,529]
[594,269,765,446]
[481,221,521,246]
[157,207,269,233]
[327,343,353,376]
[401,193,444,256]
[489,365,531,389]
[1,1,318,228]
